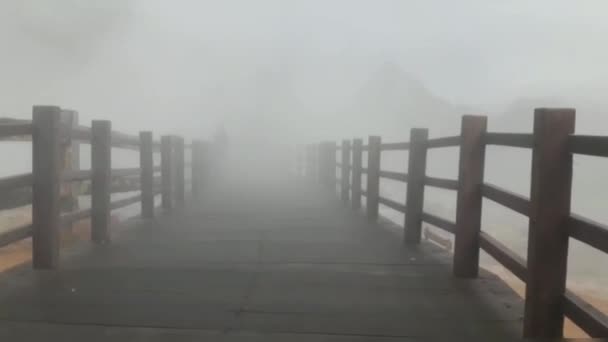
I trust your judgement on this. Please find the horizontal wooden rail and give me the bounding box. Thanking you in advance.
[71,126,92,141]
[378,170,408,182]
[0,173,32,192]
[0,224,32,248]
[110,194,142,210]
[485,133,534,149]
[378,196,406,213]
[479,231,527,282]
[421,211,456,234]
[60,208,92,226]
[112,131,140,147]
[568,214,608,254]
[380,141,410,151]
[424,176,458,191]
[0,123,33,139]
[153,165,161,173]
[563,290,608,337]
[568,135,608,157]
[63,170,92,182]
[482,183,530,217]
[425,135,460,149]
[112,168,141,177]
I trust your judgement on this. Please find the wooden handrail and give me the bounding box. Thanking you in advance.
[481,183,530,217]
[424,176,458,191]
[0,173,32,191]
[425,135,460,149]
[568,135,608,157]
[378,196,406,213]
[380,141,410,151]
[479,231,527,282]
[0,224,32,248]
[563,290,608,337]
[568,214,608,254]
[421,211,456,234]
[485,132,534,148]
[110,194,142,210]
[0,123,33,139]
[378,170,408,182]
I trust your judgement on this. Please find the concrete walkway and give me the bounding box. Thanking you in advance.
[0,177,524,341]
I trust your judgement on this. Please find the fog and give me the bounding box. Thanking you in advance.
[1,0,607,304]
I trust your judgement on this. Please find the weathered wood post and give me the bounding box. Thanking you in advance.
[341,140,351,203]
[366,136,381,221]
[91,120,112,244]
[328,141,337,190]
[351,138,363,210]
[404,128,428,244]
[191,140,204,199]
[62,109,79,232]
[161,135,174,211]
[32,106,63,269]
[523,108,575,338]
[175,136,186,206]
[140,131,154,219]
[454,116,487,277]
[317,142,326,185]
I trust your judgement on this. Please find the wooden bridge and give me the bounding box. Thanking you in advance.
[0,106,606,340]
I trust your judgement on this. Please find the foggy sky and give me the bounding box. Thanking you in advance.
[1,1,608,142]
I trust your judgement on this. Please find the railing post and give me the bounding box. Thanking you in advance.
[62,109,79,233]
[328,141,337,190]
[161,135,174,211]
[91,120,112,244]
[32,106,63,269]
[523,108,575,338]
[366,136,381,221]
[454,115,487,277]
[404,128,428,244]
[175,136,186,206]
[341,140,351,203]
[317,142,326,185]
[351,138,363,210]
[140,131,154,219]
[192,140,204,199]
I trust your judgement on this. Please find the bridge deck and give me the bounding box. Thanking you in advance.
[0,178,524,341]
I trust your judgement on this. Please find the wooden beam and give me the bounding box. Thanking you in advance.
[31,106,63,269]
[140,131,154,219]
[161,135,174,211]
[404,128,428,244]
[341,140,351,204]
[91,120,112,244]
[366,136,381,221]
[351,139,363,211]
[524,108,575,338]
[454,115,487,277]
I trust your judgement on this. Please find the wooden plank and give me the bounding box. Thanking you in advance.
[425,135,460,149]
[454,115,486,278]
[70,126,92,141]
[380,141,410,151]
[424,176,458,191]
[340,140,351,204]
[379,170,408,182]
[404,128,428,244]
[524,108,575,338]
[0,123,33,139]
[366,136,381,221]
[140,131,154,219]
[174,136,186,206]
[110,194,142,210]
[161,135,174,211]
[485,132,534,148]
[351,139,363,211]
[378,196,406,213]
[60,208,92,226]
[563,290,608,337]
[91,120,112,244]
[421,211,456,234]
[0,173,32,192]
[479,231,527,282]
[32,105,62,269]
[568,214,608,254]
[112,168,141,177]
[62,170,92,182]
[482,183,530,216]
[0,224,32,248]
[568,135,608,157]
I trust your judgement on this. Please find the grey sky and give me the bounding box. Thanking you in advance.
[1,1,607,140]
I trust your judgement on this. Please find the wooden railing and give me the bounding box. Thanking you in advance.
[306,108,608,338]
[0,105,207,269]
